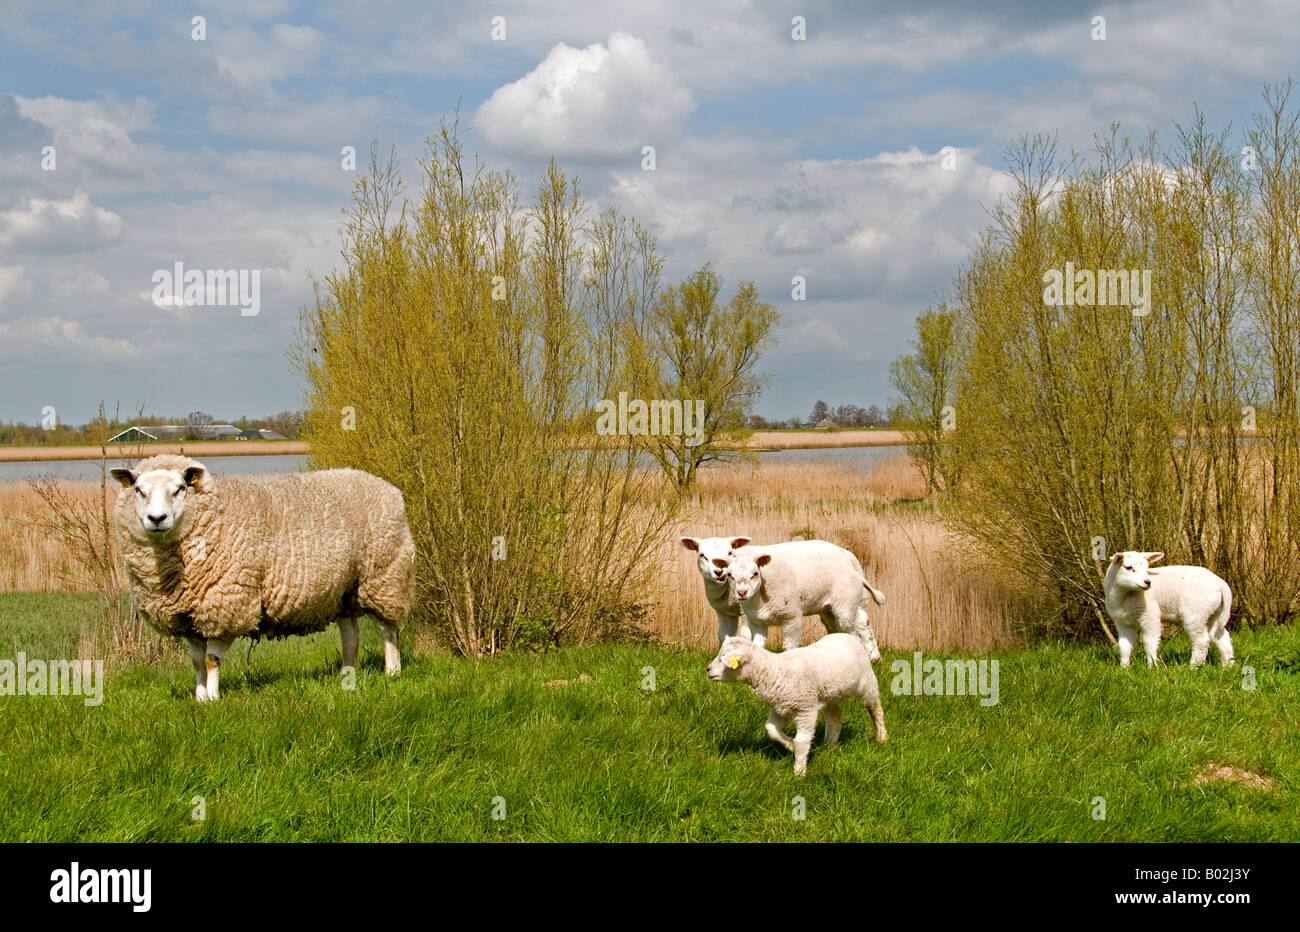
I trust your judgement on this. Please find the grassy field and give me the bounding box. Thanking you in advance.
[0,591,1295,842]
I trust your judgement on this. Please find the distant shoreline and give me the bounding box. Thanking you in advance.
[0,429,910,464]
[0,441,311,463]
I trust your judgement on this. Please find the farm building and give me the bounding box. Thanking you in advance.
[107,426,159,443]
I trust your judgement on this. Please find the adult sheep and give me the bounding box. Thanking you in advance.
[111,455,414,701]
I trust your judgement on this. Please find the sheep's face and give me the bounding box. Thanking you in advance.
[707,636,752,682]
[681,535,750,584]
[1110,551,1164,591]
[112,464,206,536]
[725,553,771,601]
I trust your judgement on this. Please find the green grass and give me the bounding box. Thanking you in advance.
[1,591,1296,841]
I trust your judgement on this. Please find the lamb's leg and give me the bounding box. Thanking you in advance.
[1115,620,1139,667]
[187,636,208,702]
[792,708,819,776]
[1186,617,1211,668]
[380,623,401,675]
[1212,627,1235,668]
[338,617,359,670]
[781,617,803,650]
[204,637,234,701]
[1139,614,1162,667]
[717,611,741,645]
[823,703,842,747]
[863,682,888,743]
[855,608,882,662]
[764,711,794,752]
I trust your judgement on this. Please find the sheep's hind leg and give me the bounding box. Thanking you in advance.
[1187,619,1211,668]
[823,703,842,747]
[1212,627,1234,667]
[792,709,819,776]
[765,711,794,752]
[338,617,360,670]
[187,637,208,701]
[380,623,401,675]
[204,637,234,701]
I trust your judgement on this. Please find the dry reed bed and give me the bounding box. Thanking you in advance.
[0,455,1027,652]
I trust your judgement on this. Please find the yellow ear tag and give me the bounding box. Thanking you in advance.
[727,655,741,669]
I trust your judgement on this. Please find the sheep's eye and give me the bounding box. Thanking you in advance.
[174,486,185,496]
[135,488,145,498]
[1124,565,1132,571]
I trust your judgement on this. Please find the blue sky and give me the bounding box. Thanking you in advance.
[1,0,1297,425]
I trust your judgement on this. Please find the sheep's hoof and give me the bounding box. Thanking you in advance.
[196,688,212,702]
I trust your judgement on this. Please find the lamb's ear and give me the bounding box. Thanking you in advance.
[755,553,772,567]
[1111,553,1124,565]
[183,465,206,488]
[680,537,700,552]
[1144,552,1164,564]
[729,536,751,549]
[110,468,137,489]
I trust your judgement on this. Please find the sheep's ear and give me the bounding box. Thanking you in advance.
[680,537,700,552]
[110,468,136,489]
[1145,552,1164,564]
[729,536,751,549]
[755,553,772,567]
[1111,553,1124,565]
[183,465,206,488]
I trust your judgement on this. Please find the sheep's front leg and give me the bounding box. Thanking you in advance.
[203,637,234,701]
[764,711,794,752]
[339,617,359,670]
[1115,620,1139,668]
[791,708,819,776]
[823,703,842,747]
[1139,614,1162,667]
[781,618,803,650]
[716,611,741,645]
[187,636,208,701]
[380,623,401,675]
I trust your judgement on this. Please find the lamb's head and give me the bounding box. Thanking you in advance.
[724,552,771,602]
[1109,551,1164,591]
[681,535,751,585]
[707,636,755,682]
[111,456,211,538]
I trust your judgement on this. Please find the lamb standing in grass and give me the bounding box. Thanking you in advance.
[1103,551,1234,668]
[707,634,887,775]
[681,536,883,659]
[718,546,884,661]
[112,455,414,701]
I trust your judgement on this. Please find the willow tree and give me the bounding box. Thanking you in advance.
[624,265,779,491]
[292,129,676,655]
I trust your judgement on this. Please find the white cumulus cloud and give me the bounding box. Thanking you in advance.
[477,31,693,158]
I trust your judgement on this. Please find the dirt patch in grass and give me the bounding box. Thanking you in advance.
[1194,762,1276,792]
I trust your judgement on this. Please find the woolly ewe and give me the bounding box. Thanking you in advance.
[707,633,887,776]
[1103,551,1234,668]
[112,455,414,700]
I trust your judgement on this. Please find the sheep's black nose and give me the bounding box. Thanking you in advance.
[148,513,167,525]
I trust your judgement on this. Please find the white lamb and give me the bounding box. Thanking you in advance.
[1103,551,1234,668]
[707,633,888,775]
[719,545,885,662]
[681,536,883,659]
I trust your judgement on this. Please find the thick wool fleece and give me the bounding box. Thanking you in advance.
[114,455,414,641]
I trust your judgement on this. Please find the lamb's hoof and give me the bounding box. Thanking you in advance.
[196,689,213,703]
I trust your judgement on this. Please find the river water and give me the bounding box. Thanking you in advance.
[0,445,906,483]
